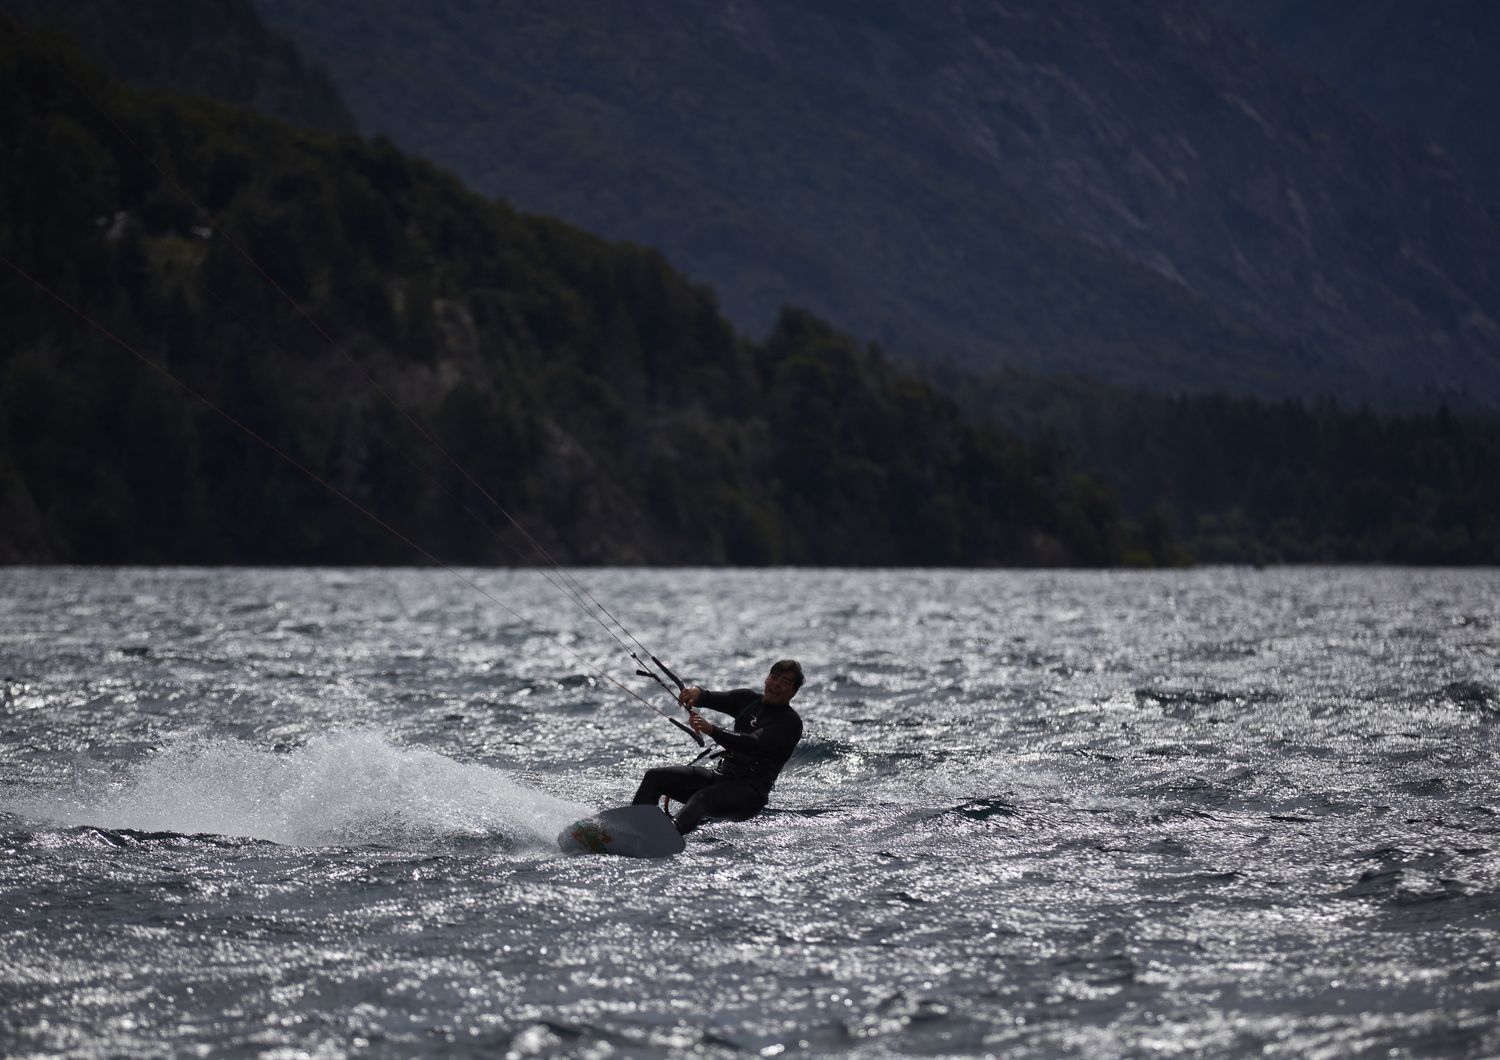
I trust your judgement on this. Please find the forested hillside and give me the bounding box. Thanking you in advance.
[0,20,1160,567]
[0,0,354,134]
[935,369,1500,564]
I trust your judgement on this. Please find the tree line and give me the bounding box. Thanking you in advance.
[938,369,1500,564]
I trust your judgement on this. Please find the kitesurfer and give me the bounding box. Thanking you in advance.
[632,659,806,835]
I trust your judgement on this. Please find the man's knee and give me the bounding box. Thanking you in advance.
[675,782,765,832]
[635,765,715,806]
[632,767,671,805]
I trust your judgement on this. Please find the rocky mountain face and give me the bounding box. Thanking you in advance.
[895,0,1500,397]
[250,0,1500,406]
[1201,0,1500,209]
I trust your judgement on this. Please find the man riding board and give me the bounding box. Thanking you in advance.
[632,659,805,835]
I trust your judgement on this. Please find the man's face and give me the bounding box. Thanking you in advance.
[763,667,799,705]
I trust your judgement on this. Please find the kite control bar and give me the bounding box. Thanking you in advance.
[635,653,704,746]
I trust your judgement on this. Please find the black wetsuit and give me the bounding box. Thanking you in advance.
[632,688,803,835]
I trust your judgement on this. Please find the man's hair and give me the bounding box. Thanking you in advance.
[771,659,805,690]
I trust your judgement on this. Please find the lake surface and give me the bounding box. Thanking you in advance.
[1,566,1497,1057]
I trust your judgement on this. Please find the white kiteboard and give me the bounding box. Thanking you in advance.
[557,804,685,858]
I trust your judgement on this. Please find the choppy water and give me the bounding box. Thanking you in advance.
[1,566,1497,1058]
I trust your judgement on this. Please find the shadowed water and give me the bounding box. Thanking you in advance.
[1,566,1497,1056]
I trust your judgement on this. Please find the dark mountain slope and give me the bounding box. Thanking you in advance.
[1201,0,1500,209]
[0,19,1156,566]
[1,0,355,133]
[253,0,1500,405]
[243,0,1310,399]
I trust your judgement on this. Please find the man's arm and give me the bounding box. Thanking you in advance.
[679,687,759,719]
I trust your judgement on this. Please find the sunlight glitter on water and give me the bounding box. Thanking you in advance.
[0,566,1497,1057]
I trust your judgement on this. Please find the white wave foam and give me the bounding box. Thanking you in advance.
[5,731,590,849]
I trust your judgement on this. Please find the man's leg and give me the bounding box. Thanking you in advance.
[633,765,717,807]
[673,778,767,835]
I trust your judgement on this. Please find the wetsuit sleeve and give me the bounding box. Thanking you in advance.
[708,708,803,759]
[694,688,760,719]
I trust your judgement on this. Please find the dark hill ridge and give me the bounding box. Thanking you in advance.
[0,0,355,134]
[0,17,1161,566]
[252,0,1500,406]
